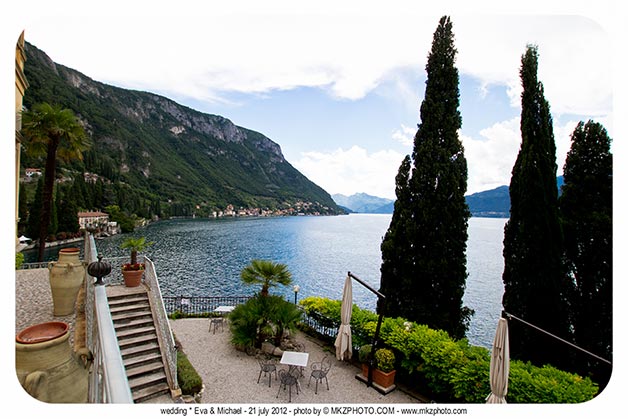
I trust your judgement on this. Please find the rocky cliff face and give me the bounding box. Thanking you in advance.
[22,41,339,213]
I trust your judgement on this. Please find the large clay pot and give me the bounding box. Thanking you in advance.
[122,269,143,287]
[48,248,85,316]
[15,322,88,403]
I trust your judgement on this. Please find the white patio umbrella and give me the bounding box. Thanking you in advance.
[334,274,353,361]
[486,317,510,403]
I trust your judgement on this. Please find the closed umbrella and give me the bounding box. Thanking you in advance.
[486,317,510,403]
[334,274,353,361]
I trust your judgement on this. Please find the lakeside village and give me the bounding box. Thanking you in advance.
[19,169,335,250]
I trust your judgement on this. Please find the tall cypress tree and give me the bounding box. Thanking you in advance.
[559,120,612,387]
[379,16,471,339]
[502,45,572,369]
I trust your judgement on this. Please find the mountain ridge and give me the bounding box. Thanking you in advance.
[21,41,341,216]
[335,177,564,217]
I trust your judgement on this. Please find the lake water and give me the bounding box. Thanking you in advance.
[26,214,507,348]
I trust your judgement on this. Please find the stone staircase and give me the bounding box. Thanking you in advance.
[108,289,172,403]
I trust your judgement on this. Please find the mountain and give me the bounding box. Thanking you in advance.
[338,176,565,218]
[332,193,394,214]
[465,186,510,218]
[21,42,341,215]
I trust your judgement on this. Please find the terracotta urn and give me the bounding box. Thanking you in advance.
[48,248,86,316]
[15,322,88,403]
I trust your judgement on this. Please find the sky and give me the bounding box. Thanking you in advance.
[1,1,623,201]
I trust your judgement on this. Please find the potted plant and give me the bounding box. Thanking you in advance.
[120,237,153,287]
[358,345,396,389]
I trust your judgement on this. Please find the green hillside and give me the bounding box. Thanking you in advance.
[21,42,340,216]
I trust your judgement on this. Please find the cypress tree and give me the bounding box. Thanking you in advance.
[502,45,572,369]
[379,16,471,339]
[559,120,612,387]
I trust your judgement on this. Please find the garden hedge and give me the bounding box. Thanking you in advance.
[300,296,598,403]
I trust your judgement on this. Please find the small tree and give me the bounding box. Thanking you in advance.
[120,236,154,267]
[240,259,292,297]
[22,103,91,261]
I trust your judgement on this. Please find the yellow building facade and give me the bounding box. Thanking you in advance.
[15,31,29,246]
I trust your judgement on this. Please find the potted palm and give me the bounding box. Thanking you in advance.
[120,237,153,287]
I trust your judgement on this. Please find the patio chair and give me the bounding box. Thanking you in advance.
[276,368,300,402]
[308,356,332,394]
[256,355,278,387]
[209,317,224,334]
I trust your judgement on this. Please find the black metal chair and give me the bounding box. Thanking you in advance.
[308,356,332,394]
[256,355,278,387]
[276,368,300,402]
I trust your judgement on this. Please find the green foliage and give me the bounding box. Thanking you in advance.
[358,344,372,364]
[503,45,571,370]
[21,102,90,261]
[22,42,341,216]
[375,348,395,373]
[229,294,301,349]
[240,259,292,296]
[378,16,471,340]
[301,297,598,403]
[16,252,25,269]
[121,236,154,265]
[559,120,612,388]
[176,351,203,396]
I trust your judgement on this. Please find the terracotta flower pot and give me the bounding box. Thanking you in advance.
[361,364,396,389]
[48,248,85,316]
[15,322,88,403]
[122,269,143,287]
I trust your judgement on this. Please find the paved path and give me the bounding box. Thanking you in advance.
[169,318,420,404]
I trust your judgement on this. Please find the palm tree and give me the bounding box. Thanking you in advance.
[120,236,154,266]
[240,259,292,297]
[22,103,91,261]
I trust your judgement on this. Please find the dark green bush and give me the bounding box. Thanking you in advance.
[301,296,598,403]
[229,294,301,349]
[177,351,203,396]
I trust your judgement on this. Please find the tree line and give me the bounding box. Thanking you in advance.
[378,16,612,391]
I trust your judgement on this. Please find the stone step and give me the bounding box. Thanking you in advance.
[129,370,167,391]
[118,333,158,349]
[110,302,151,314]
[113,317,155,331]
[116,325,156,340]
[107,290,148,301]
[124,351,163,369]
[120,341,161,359]
[126,360,165,379]
[108,294,148,306]
[112,309,153,323]
[133,381,171,403]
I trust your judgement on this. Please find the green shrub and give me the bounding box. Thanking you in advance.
[301,296,598,403]
[177,351,203,395]
[16,252,24,269]
[358,344,372,363]
[375,348,396,373]
[229,294,301,349]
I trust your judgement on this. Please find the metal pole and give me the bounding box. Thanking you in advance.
[347,272,386,388]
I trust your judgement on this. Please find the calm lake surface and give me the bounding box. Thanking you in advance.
[27,214,507,348]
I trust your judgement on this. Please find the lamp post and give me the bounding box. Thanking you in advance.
[293,285,300,305]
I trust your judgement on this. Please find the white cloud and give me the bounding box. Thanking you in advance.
[462,118,522,194]
[292,146,405,200]
[392,124,416,147]
[462,117,601,194]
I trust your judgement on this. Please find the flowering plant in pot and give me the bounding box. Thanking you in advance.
[358,345,396,389]
[120,237,153,287]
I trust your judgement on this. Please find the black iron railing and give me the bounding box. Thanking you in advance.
[163,296,252,315]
